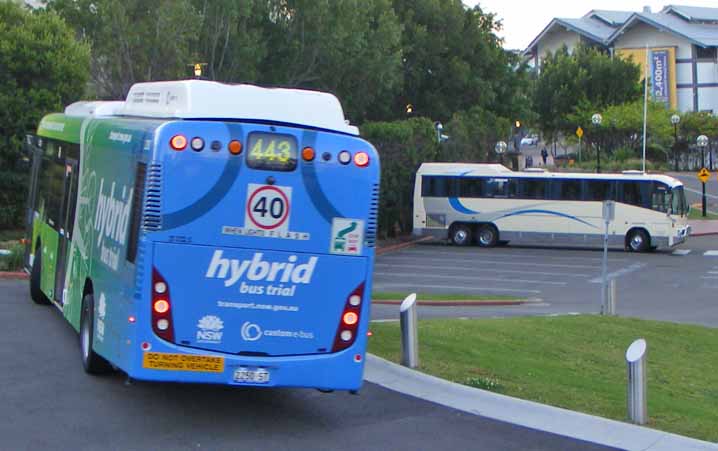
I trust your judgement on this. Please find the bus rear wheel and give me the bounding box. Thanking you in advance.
[80,294,111,374]
[626,229,650,253]
[477,224,498,248]
[450,224,472,246]
[29,246,50,305]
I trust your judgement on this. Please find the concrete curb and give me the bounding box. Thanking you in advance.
[364,354,718,451]
[0,271,28,280]
[376,236,434,256]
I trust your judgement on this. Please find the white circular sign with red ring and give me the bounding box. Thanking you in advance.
[245,184,291,231]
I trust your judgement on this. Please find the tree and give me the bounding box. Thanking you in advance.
[533,45,642,143]
[49,0,199,98]
[392,0,524,123]
[0,1,90,228]
[259,0,403,122]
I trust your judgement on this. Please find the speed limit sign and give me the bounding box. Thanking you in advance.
[245,184,292,231]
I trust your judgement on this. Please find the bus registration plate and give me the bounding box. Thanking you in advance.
[233,367,270,384]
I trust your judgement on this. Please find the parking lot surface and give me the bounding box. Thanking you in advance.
[373,235,718,327]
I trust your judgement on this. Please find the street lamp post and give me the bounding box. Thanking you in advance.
[697,135,709,217]
[592,113,602,173]
[495,141,507,166]
[670,114,680,171]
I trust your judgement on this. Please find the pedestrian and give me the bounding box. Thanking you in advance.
[541,147,548,165]
[526,155,533,168]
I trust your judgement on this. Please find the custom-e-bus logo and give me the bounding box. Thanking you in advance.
[94,179,133,270]
[205,251,317,297]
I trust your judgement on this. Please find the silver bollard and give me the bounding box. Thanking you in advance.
[400,293,419,368]
[603,279,616,316]
[626,338,648,424]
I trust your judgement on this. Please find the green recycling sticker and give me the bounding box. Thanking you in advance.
[330,218,364,255]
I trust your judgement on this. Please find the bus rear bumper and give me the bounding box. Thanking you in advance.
[126,339,366,391]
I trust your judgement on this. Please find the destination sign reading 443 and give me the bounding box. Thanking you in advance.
[247,132,298,171]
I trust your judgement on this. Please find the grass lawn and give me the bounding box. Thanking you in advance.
[368,315,718,442]
[372,291,519,302]
[687,208,718,220]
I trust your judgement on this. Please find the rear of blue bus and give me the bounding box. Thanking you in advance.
[131,119,379,391]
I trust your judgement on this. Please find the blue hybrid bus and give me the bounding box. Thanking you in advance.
[24,80,379,391]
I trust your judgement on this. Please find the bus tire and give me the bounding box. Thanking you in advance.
[30,244,50,305]
[626,229,650,253]
[80,294,112,374]
[477,224,499,248]
[450,224,472,246]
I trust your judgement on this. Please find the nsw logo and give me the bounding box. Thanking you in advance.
[196,315,224,344]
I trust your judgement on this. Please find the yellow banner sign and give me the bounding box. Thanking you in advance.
[142,352,224,373]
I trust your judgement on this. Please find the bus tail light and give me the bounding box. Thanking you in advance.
[338,150,351,165]
[331,283,364,352]
[151,269,175,342]
[170,134,187,151]
[353,151,369,167]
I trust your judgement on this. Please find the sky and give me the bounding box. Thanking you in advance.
[463,0,718,50]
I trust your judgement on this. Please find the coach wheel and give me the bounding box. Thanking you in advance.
[80,294,111,374]
[450,224,471,246]
[626,229,649,253]
[477,224,498,248]
[29,244,50,305]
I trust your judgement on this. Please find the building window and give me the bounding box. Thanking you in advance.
[696,46,716,61]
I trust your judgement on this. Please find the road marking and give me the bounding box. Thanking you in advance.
[590,263,646,283]
[672,249,691,256]
[704,251,718,256]
[708,271,718,275]
[684,186,718,201]
[371,319,399,323]
[374,263,591,278]
[700,276,718,280]
[376,272,568,286]
[381,255,603,270]
[398,249,627,263]
[374,282,541,294]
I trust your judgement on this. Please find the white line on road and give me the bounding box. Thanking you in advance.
[380,255,603,270]
[395,249,628,263]
[700,276,718,280]
[374,262,591,278]
[374,282,541,294]
[672,249,691,256]
[589,263,646,283]
[375,272,568,286]
[684,186,718,201]
[708,271,718,275]
[704,251,718,256]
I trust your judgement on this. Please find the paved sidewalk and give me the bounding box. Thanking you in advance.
[365,354,717,451]
[689,220,718,236]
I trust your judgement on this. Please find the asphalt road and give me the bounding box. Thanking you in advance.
[0,279,618,451]
[373,235,718,327]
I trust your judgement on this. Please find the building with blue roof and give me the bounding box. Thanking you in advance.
[524,5,718,114]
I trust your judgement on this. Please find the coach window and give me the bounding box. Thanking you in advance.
[585,180,613,201]
[558,179,581,200]
[422,176,447,197]
[619,181,642,206]
[650,182,671,213]
[458,177,482,197]
[522,178,546,199]
[483,178,516,198]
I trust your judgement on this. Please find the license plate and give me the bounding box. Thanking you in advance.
[142,352,224,373]
[233,367,270,384]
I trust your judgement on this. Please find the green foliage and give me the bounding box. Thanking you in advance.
[679,111,718,143]
[361,118,438,236]
[48,0,199,99]
[0,240,25,271]
[534,45,642,142]
[0,1,89,228]
[442,106,510,163]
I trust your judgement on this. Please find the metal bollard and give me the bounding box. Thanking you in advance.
[400,293,419,368]
[626,338,648,424]
[603,279,616,316]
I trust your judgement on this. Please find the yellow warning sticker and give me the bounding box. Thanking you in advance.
[142,352,224,373]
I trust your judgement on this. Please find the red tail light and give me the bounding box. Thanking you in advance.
[152,269,175,342]
[170,134,187,151]
[353,151,369,167]
[331,283,364,352]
